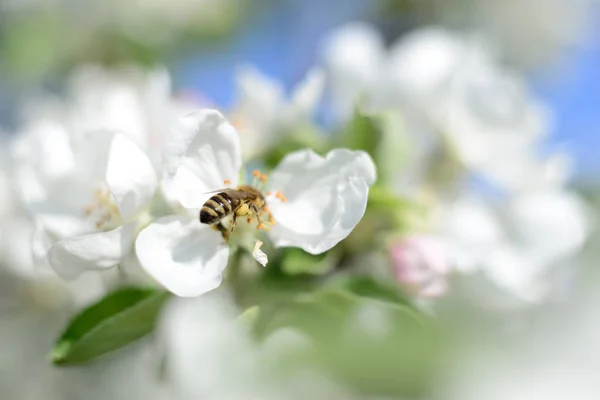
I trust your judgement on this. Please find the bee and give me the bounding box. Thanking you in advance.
[200,185,266,239]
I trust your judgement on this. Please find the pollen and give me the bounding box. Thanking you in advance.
[274,191,287,203]
[224,179,231,185]
[83,186,121,231]
[252,170,261,178]
[231,114,244,130]
[84,204,95,216]
[260,174,268,183]
[257,223,270,231]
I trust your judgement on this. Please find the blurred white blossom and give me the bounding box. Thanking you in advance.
[232,65,325,159]
[159,290,349,400]
[323,24,565,193]
[436,190,589,306]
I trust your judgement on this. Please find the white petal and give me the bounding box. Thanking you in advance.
[437,195,505,273]
[288,67,325,119]
[388,28,467,104]
[48,224,135,279]
[135,216,229,297]
[31,219,52,268]
[252,240,268,267]
[322,23,385,119]
[163,110,242,208]
[25,176,98,238]
[268,149,376,254]
[507,191,589,264]
[106,133,157,219]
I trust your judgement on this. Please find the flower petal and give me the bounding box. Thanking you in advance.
[135,216,229,297]
[252,240,268,267]
[322,23,385,120]
[268,149,376,254]
[48,223,135,279]
[388,28,467,105]
[106,133,157,219]
[163,110,242,208]
[288,67,325,120]
[507,191,589,264]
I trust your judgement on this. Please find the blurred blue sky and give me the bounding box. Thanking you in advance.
[173,0,600,180]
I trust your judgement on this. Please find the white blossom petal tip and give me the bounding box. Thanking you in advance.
[267,148,376,254]
[162,110,242,209]
[106,133,157,219]
[135,216,229,297]
[253,240,268,267]
[290,67,326,116]
[48,224,135,279]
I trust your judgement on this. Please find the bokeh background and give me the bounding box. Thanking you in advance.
[1,0,600,399]
[2,0,599,180]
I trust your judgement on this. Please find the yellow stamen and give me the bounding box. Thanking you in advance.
[224,179,231,185]
[252,170,261,178]
[84,204,95,216]
[260,174,267,183]
[257,223,270,231]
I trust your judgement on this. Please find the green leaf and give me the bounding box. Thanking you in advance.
[51,287,171,366]
[341,109,383,157]
[340,110,408,185]
[236,305,261,329]
[332,275,413,308]
[280,248,335,276]
[366,185,427,232]
[256,287,437,398]
[262,126,325,169]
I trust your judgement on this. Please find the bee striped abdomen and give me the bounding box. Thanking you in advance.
[200,192,237,225]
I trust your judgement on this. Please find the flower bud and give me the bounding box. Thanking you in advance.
[390,235,450,298]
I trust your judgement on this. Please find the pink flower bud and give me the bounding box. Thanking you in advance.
[390,235,450,298]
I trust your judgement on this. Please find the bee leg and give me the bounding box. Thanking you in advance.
[229,213,237,234]
[215,222,229,241]
[251,205,264,228]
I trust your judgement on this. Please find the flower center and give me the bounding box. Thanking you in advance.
[216,170,284,240]
[248,170,279,231]
[83,186,121,230]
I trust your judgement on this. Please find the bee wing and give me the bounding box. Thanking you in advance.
[202,188,232,195]
[202,188,254,201]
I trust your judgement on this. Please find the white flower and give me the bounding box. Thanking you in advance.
[66,65,198,167]
[13,122,157,278]
[135,109,375,297]
[321,22,387,121]
[436,190,589,306]
[232,65,325,159]
[432,54,551,192]
[322,24,556,193]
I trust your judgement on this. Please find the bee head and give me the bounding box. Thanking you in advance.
[237,184,265,210]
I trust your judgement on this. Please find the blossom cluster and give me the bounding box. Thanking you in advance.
[0,21,593,400]
[2,65,375,299]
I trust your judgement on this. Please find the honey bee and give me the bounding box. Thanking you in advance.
[200,185,266,239]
